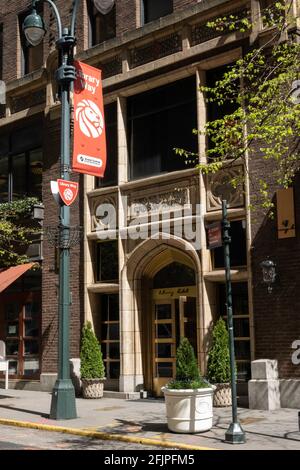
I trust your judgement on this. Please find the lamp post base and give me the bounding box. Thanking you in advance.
[50,379,77,420]
[225,422,246,444]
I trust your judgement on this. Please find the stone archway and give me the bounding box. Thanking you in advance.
[119,234,203,394]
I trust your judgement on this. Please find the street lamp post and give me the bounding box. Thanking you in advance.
[222,200,246,444]
[23,0,80,419]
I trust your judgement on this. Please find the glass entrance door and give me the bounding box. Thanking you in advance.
[152,293,197,396]
[1,293,41,378]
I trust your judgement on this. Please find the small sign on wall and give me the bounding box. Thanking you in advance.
[276,188,296,239]
[206,221,223,249]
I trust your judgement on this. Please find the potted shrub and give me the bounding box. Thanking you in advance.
[207,317,232,407]
[80,322,105,399]
[161,337,214,433]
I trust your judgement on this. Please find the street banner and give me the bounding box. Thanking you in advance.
[72,61,106,177]
[206,221,223,249]
[57,179,79,206]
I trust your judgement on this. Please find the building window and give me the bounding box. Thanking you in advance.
[19,7,44,76]
[100,294,120,380]
[96,102,118,188]
[96,240,118,282]
[206,64,237,160]
[88,0,116,47]
[218,282,251,381]
[0,148,42,203]
[141,0,173,24]
[213,220,247,269]
[128,76,197,180]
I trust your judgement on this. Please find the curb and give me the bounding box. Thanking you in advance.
[0,418,217,451]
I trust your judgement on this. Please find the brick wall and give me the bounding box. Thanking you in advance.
[42,115,84,373]
[250,154,300,379]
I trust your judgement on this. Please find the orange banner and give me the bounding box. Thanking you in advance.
[72,61,107,177]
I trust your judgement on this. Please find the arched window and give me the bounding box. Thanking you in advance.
[153,262,195,288]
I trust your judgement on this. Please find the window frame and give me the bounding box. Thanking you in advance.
[87,0,116,48]
[141,0,173,25]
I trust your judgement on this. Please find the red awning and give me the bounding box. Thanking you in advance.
[0,263,35,293]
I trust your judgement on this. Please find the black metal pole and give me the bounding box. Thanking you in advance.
[222,200,246,444]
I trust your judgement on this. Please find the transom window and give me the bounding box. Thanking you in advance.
[141,0,173,25]
[128,76,197,180]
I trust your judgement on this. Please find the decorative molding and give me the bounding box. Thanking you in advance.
[90,193,118,232]
[207,166,244,211]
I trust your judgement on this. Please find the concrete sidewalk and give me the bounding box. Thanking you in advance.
[0,389,300,450]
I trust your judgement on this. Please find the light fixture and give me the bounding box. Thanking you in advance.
[260,259,276,293]
[93,0,115,15]
[23,8,46,46]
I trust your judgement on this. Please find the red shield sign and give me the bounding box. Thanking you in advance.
[57,179,79,206]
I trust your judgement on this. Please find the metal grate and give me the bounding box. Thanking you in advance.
[98,55,122,79]
[191,9,249,47]
[10,88,46,114]
[130,33,182,69]
[45,225,83,249]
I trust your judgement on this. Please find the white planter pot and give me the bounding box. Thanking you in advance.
[161,387,214,433]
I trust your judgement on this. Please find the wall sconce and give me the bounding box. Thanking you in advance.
[260,259,276,293]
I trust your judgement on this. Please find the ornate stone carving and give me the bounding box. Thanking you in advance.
[207,166,244,211]
[129,188,189,219]
[91,194,118,232]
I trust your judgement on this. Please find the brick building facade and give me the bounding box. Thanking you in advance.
[0,0,299,406]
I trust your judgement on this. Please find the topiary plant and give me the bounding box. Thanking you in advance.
[167,337,210,389]
[207,317,231,384]
[80,322,105,379]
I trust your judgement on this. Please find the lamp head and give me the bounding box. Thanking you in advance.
[23,8,45,46]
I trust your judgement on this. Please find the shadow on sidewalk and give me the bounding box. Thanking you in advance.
[0,404,49,419]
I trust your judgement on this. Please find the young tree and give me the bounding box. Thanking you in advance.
[177,1,300,210]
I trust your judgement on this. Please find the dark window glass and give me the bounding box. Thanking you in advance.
[99,294,120,380]
[96,241,118,282]
[213,220,247,268]
[156,323,172,339]
[96,102,117,187]
[218,282,249,317]
[0,155,8,203]
[29,149,43,198]
[156,362,173,378]
[109,361,120,379]
[88,1,116,46]
[128,76,197,179]
[153,262,195,288]
[155,304,172,320]
[142,0,173,24]
[19,7,44,76]
[206,64,237,159]
[156,343,172,358]
[12,153,27,199]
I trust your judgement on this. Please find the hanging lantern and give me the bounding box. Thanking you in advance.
[260,259,276,293]
[93,0,115,15]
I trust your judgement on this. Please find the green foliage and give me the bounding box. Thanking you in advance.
[176,1,300,210]
[80,322,105,379]
[166,337,210,389]
[0,197,41,268]
[207,318,231,384]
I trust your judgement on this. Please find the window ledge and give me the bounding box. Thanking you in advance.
[204,268,248,282]
[87,283,119,293]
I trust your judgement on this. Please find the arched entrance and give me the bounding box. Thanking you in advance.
[121,236,203,396]
[151,262,197,396]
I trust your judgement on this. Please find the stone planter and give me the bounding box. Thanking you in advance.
[81,378,105,399]
[161,387,214,433]
[213,383,232,407]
